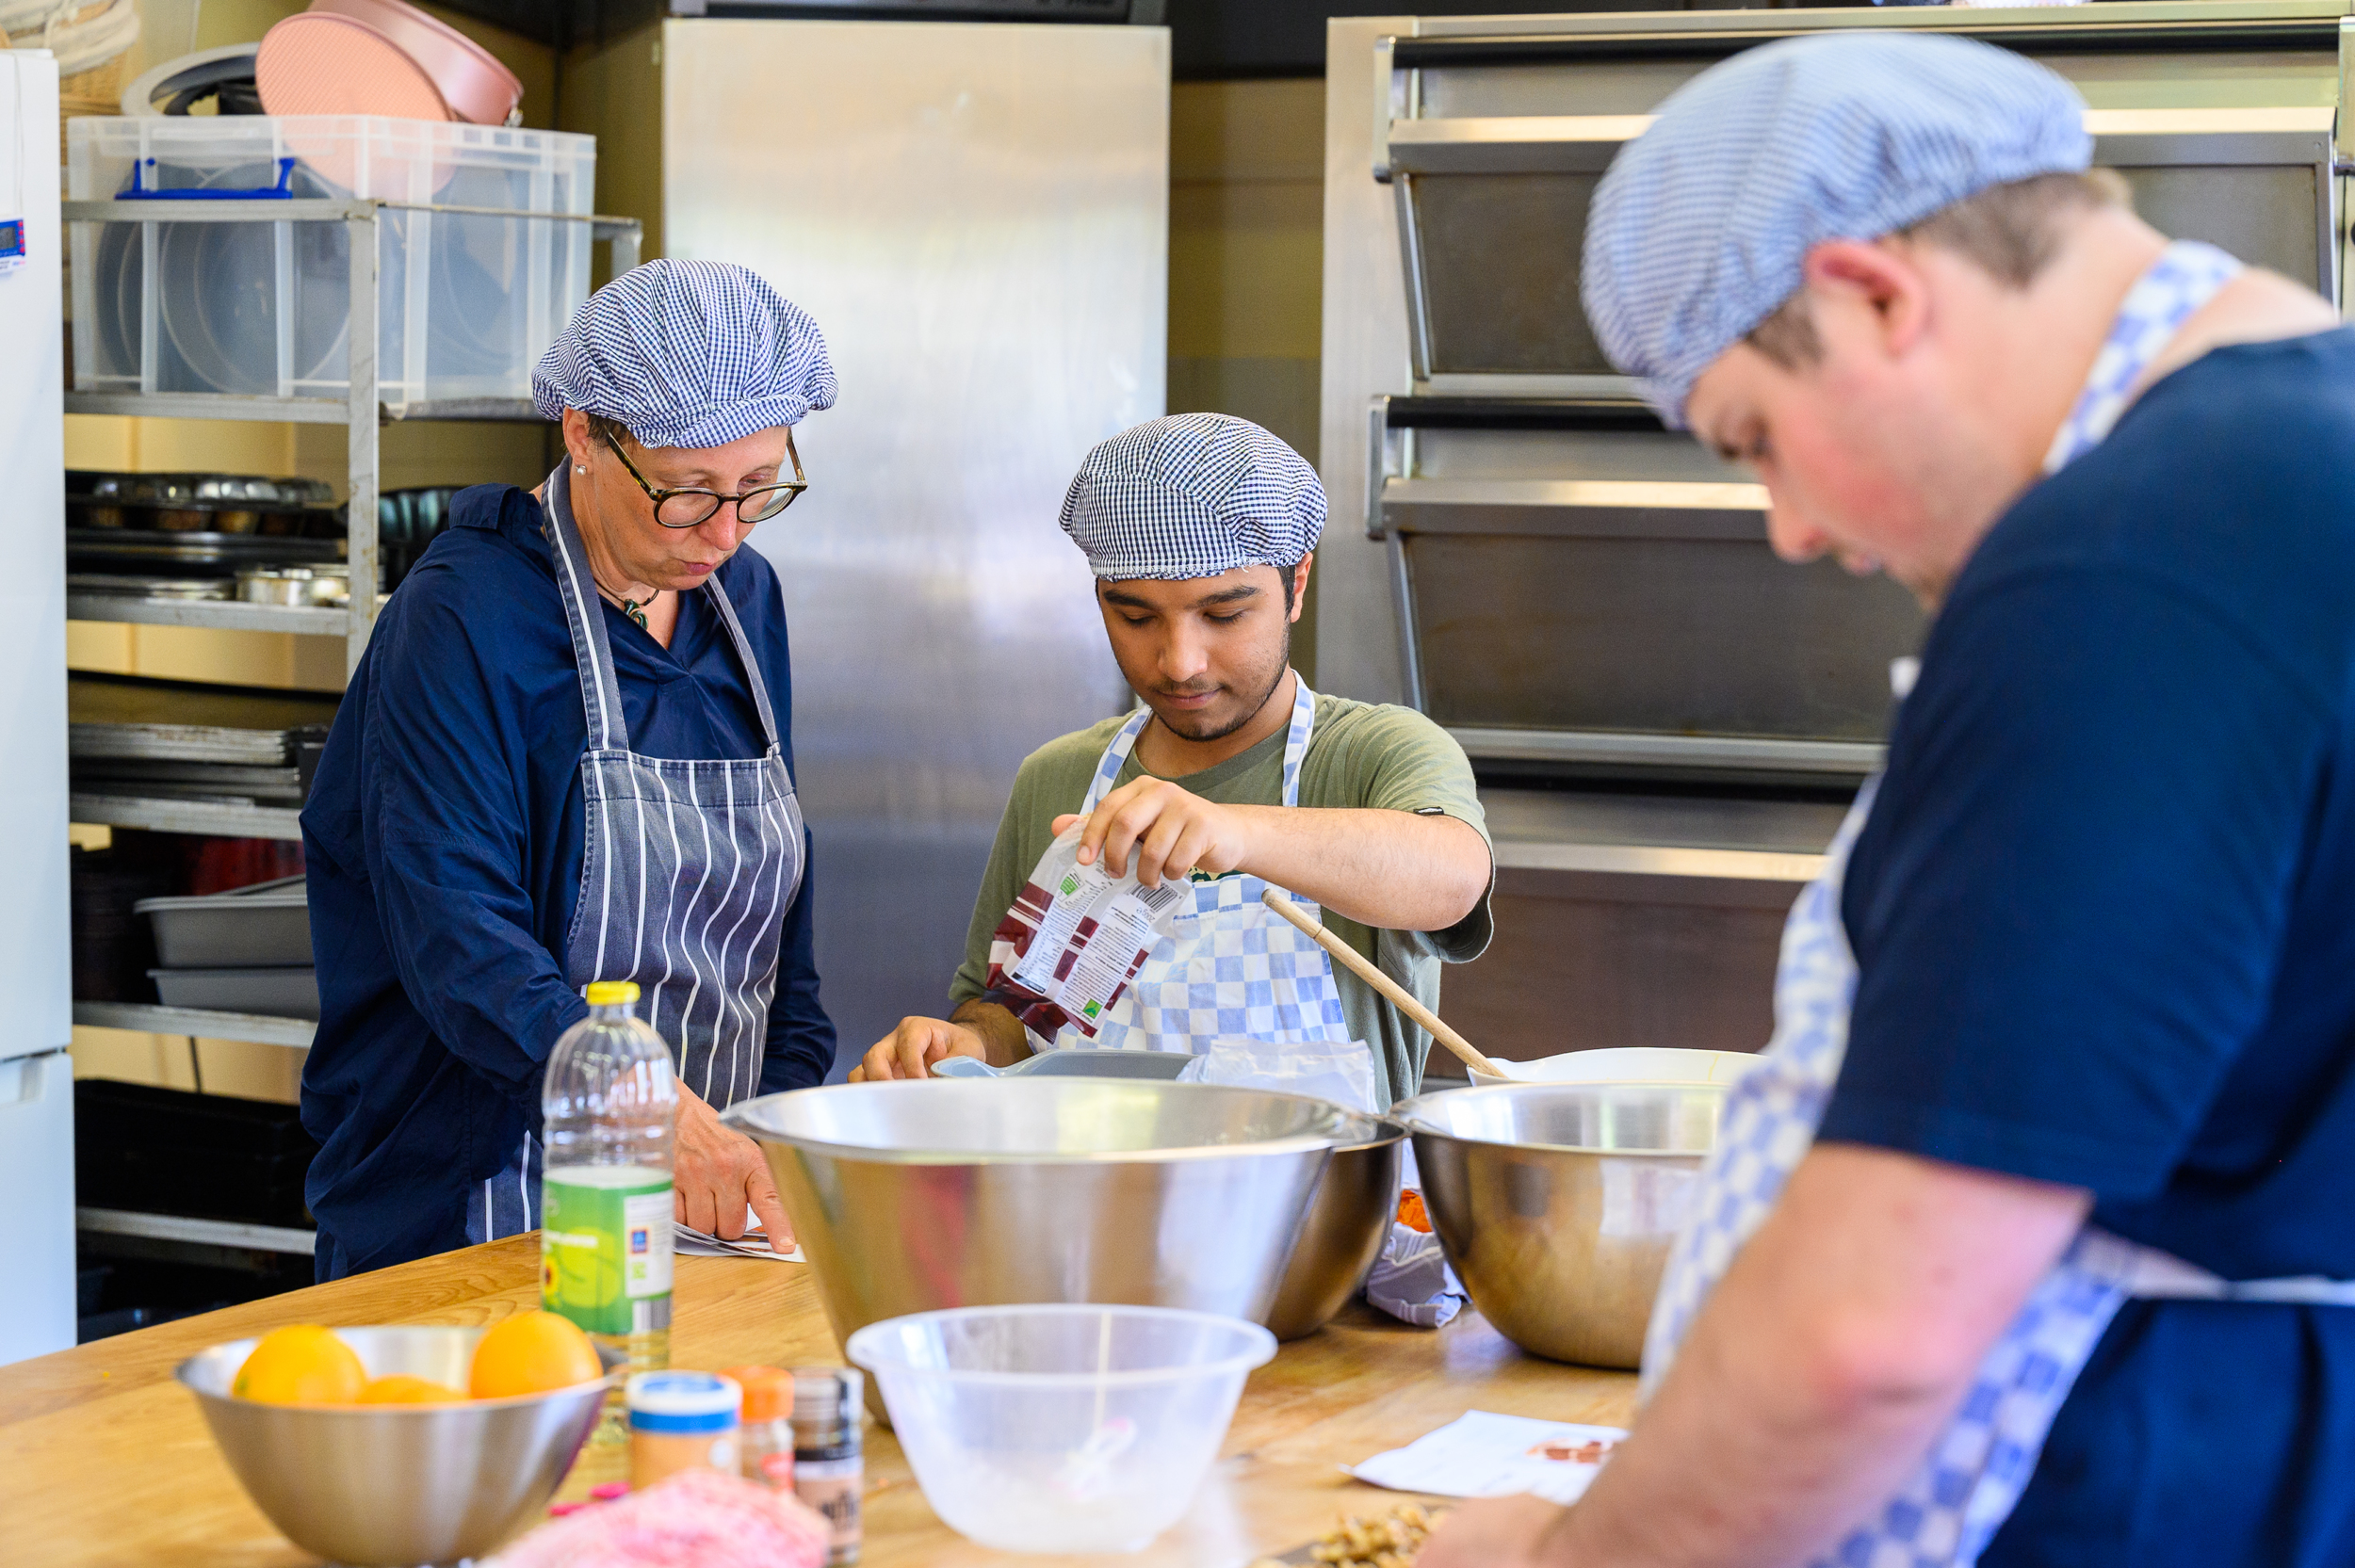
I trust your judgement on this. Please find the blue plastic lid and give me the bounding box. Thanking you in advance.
[626,1371,741,1433]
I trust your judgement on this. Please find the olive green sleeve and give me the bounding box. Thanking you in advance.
[1307,701,1495,963]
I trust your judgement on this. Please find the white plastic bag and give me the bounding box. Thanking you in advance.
[1174,1033,1380,1114]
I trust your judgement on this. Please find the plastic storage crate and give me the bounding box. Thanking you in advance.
[69,115,594,406]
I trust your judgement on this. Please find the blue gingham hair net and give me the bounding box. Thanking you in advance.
[1582,33,2091,428]
[1059,413,1327,580]
[531,259,837,448]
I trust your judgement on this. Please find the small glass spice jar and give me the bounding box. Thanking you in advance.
[791,1368,864,1565]
[626,1371,741,1492]
[723,1365,798,1490]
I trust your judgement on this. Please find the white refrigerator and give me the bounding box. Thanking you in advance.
[0,48,77,1367]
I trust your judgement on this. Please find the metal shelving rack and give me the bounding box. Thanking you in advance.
[61,198,642,1065]
[61,196,643,676]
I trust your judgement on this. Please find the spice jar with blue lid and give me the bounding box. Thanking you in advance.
[626,1370,742,1491]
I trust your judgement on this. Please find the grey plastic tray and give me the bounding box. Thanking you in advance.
[148,965,318,1021]
[137,876,310,968]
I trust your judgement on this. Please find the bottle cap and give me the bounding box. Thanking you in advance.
[790,1366,863,1441]
[584,980,642,1008]
[626,1371,740,1433]
[722,1364,794,1423]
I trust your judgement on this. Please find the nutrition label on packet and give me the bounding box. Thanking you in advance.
[997,829,1186,1039]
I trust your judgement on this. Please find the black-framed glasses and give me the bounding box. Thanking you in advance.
[599,424,807,528]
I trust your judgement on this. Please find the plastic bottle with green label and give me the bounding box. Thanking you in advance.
[542,979,677,1488]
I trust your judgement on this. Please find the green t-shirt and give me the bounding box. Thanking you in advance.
[949,692,1494,1107]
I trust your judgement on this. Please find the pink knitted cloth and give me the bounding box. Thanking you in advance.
[493,1469,830,1568]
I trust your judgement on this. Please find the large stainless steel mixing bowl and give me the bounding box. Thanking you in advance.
[1262,1111,1406,1340]
[1394,1082,1725,1369]
[176,1324,619,1566]
[726,1080,1345,1352]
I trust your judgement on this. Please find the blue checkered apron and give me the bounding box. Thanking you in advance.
[1054,676,1356,1056]
[1640,240,2355,1567]
[466,464,808,1242]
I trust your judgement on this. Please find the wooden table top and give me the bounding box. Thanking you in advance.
[0,1237,1638,1567]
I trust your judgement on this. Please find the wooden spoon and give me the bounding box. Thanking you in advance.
[1259,888,1507,1081]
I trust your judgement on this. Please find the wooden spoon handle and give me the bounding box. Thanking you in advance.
[1259,888,1507,1081]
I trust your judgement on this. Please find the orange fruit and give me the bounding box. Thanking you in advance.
[232,1325,368,1405]
[468,1310,603,1399]
[355,1374,469,1404]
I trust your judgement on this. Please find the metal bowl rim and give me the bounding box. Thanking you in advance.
[845,1301,1278,1389]
[174,1326,623,1412]
[723,1081,1356,1166]
[1394,1080,1727,1156]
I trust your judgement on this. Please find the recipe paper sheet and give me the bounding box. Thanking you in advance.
[674,1208,803,1262]
[1345,1412,1628,1505]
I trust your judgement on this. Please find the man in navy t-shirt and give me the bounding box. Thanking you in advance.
[1421,34,2355,1568]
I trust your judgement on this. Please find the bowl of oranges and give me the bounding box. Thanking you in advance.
[175,1312,619,1567]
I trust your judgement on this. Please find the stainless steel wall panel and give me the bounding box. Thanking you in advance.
[663,19,1165,1073]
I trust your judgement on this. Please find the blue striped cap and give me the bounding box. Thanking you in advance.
[532,259,838,449]
[1059,413,1326,581]
[1581,33,2091,428]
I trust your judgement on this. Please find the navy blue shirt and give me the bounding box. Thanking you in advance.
[300,484,834,1278]
[1823,332,2355,1566]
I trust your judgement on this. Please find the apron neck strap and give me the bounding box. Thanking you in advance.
[1079,670,1318,815]
[541,464,630,752]
[2043,238,2244,475]
[699,574,783,752]
[540,465,786,755]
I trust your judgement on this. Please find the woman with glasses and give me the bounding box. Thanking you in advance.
[297,260,836,1279]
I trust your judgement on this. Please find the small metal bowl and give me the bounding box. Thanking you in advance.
[176,1324,619,1566]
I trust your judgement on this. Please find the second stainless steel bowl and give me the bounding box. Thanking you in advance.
[1394,1082,1726,1369]
[726,1080,1345,1351]
[1261,1111,1406,1340]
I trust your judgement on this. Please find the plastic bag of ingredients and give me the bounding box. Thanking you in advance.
[1175,1033,1380,1115]
[983,823,1189,1047]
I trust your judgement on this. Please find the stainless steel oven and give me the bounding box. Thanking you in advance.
[1318,2,2355,1074]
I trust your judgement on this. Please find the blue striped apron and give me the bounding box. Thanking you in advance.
[465,464,808,1242]
[1641,241,2355,1567]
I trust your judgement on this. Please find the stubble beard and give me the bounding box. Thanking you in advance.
[1147,624,1292,744]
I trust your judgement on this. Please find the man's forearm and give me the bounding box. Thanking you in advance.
[1233,806,1489,931]
[950,998,1031,1066]
[1541,1145,2090,1568]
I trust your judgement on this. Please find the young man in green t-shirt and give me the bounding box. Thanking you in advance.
[852,413,1494,1107]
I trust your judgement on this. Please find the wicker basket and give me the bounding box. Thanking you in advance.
[5,0,133,153]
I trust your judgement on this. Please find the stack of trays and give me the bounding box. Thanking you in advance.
[138,875,317,1020]
[70,676,340,808]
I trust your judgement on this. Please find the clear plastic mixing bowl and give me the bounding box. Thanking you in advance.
[846,1303,1276,1555]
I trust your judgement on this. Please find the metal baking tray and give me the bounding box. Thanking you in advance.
[75,762,307,805]
[69,677,342,767]
[65,574,234,600]
[138,876,311,969]
[148,964,319,1020]
[67,471,339,537]
[67,529,345,574]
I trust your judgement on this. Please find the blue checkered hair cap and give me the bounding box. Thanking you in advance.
[531,259,837,448]
[1059,413,1327,580]
[1581,33,2091,428]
